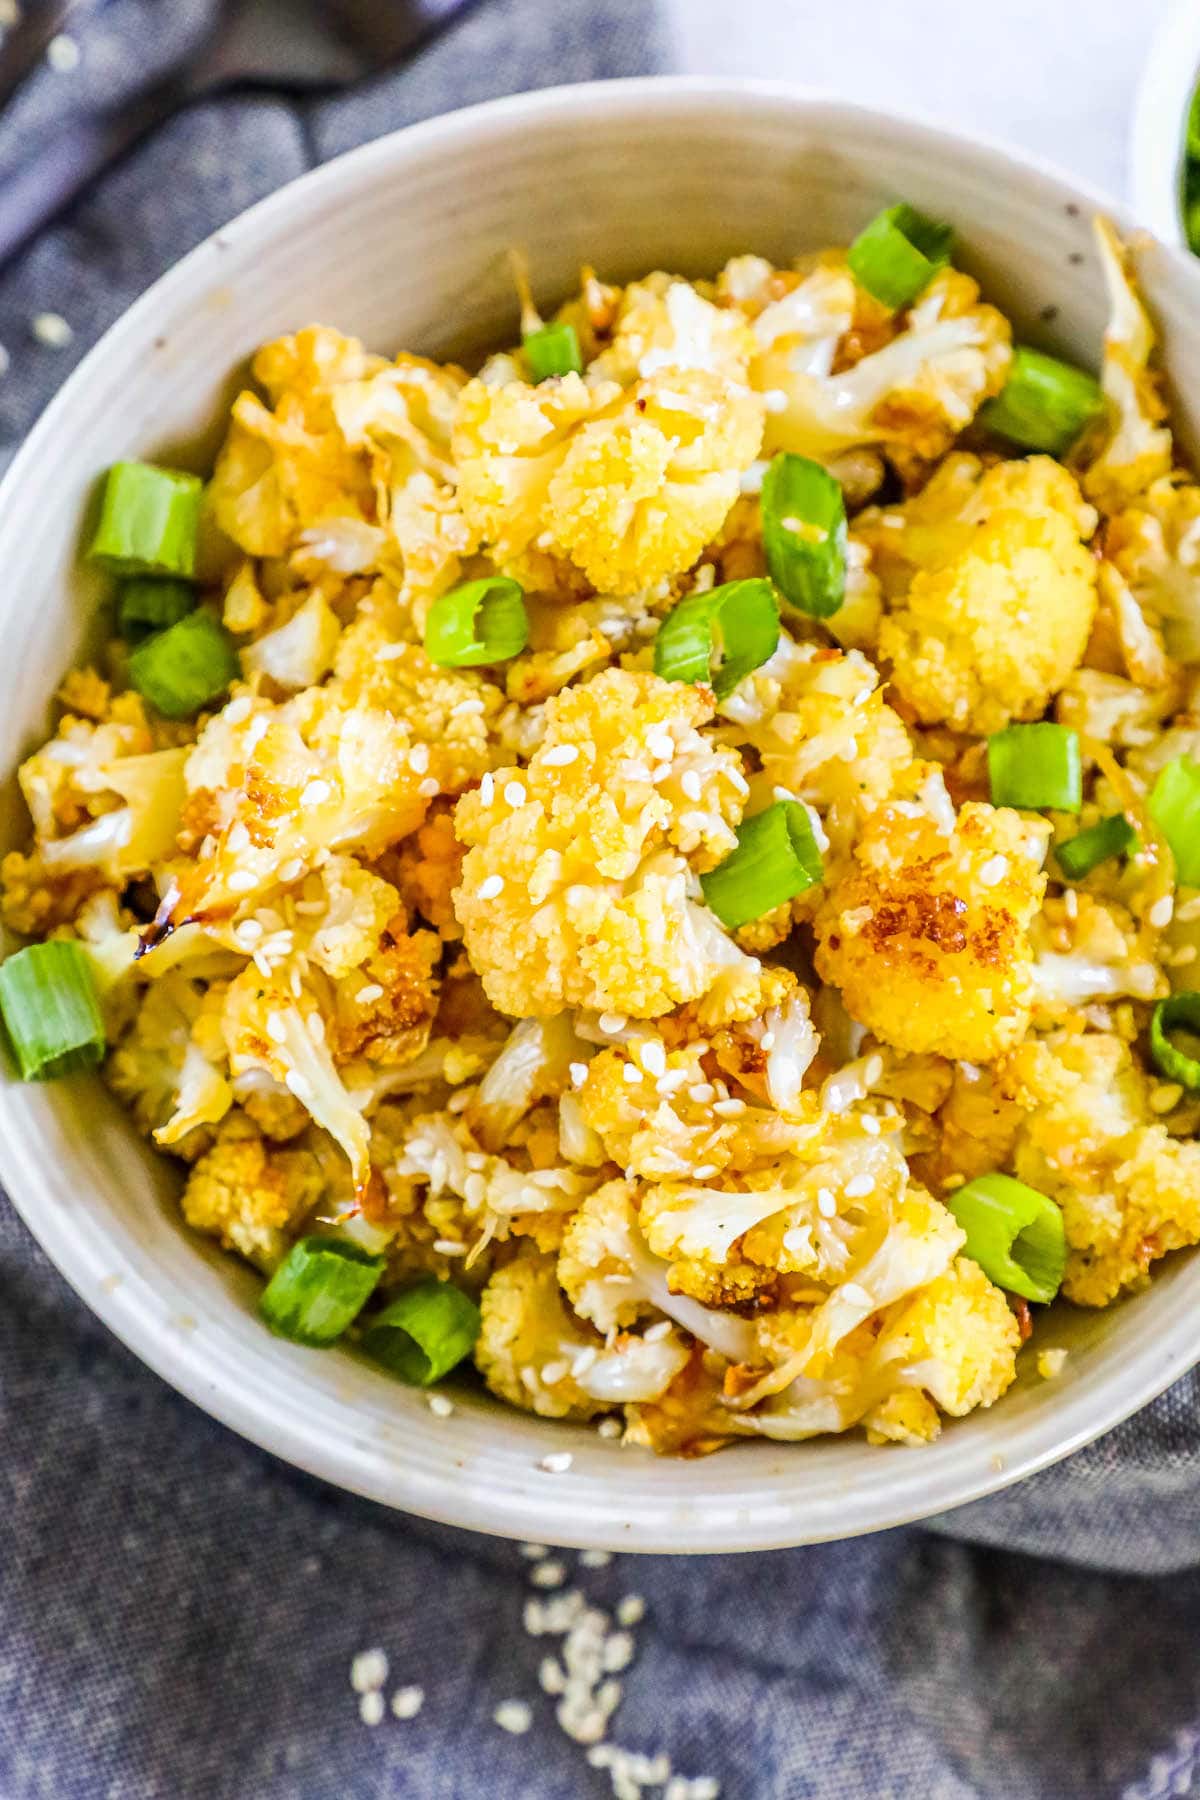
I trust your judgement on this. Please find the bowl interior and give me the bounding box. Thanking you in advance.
[3,81,1200,1552]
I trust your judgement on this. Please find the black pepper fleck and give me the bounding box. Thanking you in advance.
[1068,252,1084,265]
[1039,304,1059,323]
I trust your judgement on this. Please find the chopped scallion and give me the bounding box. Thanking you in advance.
[118,576,197,640]
[1054,813,1137,882]
[700,800,824,931]
[361,1278,481,1385]
[1149,754,1200,886]
[945,1172,1067,1305]
[88,461,203,578]
[987,723,1081,813]
[259,1236,384,1346]
[653,578,780,701]
[0,941,106,1081]
[523,321,583,382]
[424,576,528,668]
[846,203,953,310]
[977,347,1105,456]
[126,611,240,718]
[760,453,846,619]
[1150,992,1200,1092]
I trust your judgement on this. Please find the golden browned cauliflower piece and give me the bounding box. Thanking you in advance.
[1002,1032,1200,1305]
[814,800,1050,1061]
[859,454,1098,733]
[453,669,750,1019]
[181,1112,325,1269]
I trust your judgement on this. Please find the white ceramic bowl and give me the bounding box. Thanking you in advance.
[4,78,1200,1554]
[1130,0,1200,248]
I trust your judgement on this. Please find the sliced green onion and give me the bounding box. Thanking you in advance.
[846,203,953,310]
[0,941,106,1081]
[361,1278,481,1385]
[1188,82,1200,161]
[700,800,824,931]
[987,723,1081,813]
[1150,992,1200,1091]
[760,453,846,619]
[977,347,1105,456]
[259,1236,384,1346]
[118,576,197,640]
[653,578,780,701]
[424,576,528,668]
[127,611,240,718]
[523,321,583,382]
[88,461,203,578]
[1185,162,1200,258]
[1054,812,1137,881]
[945,1173,1067,1305]
[1149,755,1200,886]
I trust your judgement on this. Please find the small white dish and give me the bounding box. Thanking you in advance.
[1130,0,1200,248]
[3,78,1200,1552]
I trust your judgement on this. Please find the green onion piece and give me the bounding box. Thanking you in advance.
[523,321,583,382]
[1187,194,1200,260]
[653,578,780,701]
[259,1236,384,1347]
[987,723,1081,813]
[0,941,106,1081]
[846,203,954,310]
[118,576,197,639]
[1185,163,1200,257]
[1149,755,1200,886]
[1054,812,1137,881]
[700,800,824,931]
[88,461,203,577]
[424,575,529,668]
[1188,82,1200,160]
[1150,991,1200,1091]
[760,453,847,619]
[977,347,1105,456]
[945,1172,1067,1305]
[361,1278,481,1385]
[127,611,240,718]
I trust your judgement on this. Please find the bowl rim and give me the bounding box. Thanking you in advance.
[3,74,1198,1553]
[1130,0,1198,247]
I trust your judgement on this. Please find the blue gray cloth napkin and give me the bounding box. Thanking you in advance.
[2,4,1199,1796]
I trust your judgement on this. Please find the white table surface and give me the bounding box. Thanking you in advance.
[666,0,1173,203]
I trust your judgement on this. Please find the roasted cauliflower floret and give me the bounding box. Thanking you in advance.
[454,669,750,1019]
[859,454,1098,733]
[589,272,758,387]
[815,801,1050,1061]
[1104,473,1200,665]
[181,1112,325,1270]
[750,265,1010,470]
[453,364,763,592]
[866,1255,1020,1425]
[1002,1032,1200,1305]
[1081,219,1173,514]
[106,971,233,1153]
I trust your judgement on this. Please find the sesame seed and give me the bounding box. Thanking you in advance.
[817,1188,837,1217]
[844,1174,875,1199]
[450,695,486,716]
[680,770,703,802]
[284,1070,312,1102]
[640,1040,667,1077]
[408,743,431,774]
[1062,887,1078,920]
[493,1699,533,1735]
[45,33,79,71]
[32,309,74,348]
[350,1649,389,1693]
[301,778,332,807]
[602,1631,635,1672]
[1149,895,1175,928]
[531,1559,567,1589]
[571,1347,598,1378]
[477,874,505,900]
[265,1012,288,1045]
[227,869,257,893]
[688,1083,715,1104]
[520,1542,550,1559]
[647,730,675,762]
[539,1656,566,1693]
[693,1164,719,1179]
[359,1691,385,1726]
[597,1417,622,1439]
[615,1595,645,1626]
[542,743,579,767]
[427,1392,455,1417]
[644,1320,672,1343]
[480,772,496,805]
[391,1685,425,1719]
[622,1062,642,1085]
[279,858,304,883]
[598,1012,627,1035]
[541,1359,570,1386]
[539,1452,573,1474]
[418,776,440,798]
[358,983,384,1005]
[712,1097,745,1117]
[570,1061,589,1087]
[760,1030,776,1051]
[433,1238,467,1257]
[580,1548,612,1567]
[863,1054,884,1087]
[235,919,264,945]
[861,1114,880,1136]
